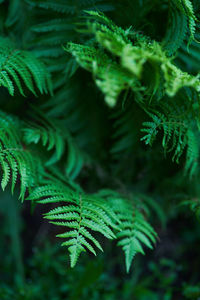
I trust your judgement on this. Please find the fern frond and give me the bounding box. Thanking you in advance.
[172,0,199,43]
[96,189,157,272]
[181,197,200,219]
[0,111,43,200]
[141,106,200,177]
[32,19,75,33]
[163,5,187,55]
[26,0,114,94]
[117,207,156,273]
[67,11,200,107]
[25,0,79,13]
[177,24,200,73]
[23,112,65,166]
[66,43,141,107]
[184,129,199,177]
[26,0,114,14]
[5,0,27,28]
[111,101,137,155]
[28,183,119,267]
[23,108,87,179]
[0,38,52,96]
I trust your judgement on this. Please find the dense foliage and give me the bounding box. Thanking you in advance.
[1,0,200,299]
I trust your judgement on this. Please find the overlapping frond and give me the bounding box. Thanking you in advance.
[25,0,114,91]
[26,0,114,14]
[28,182,120,267]
[176,23,200,73]
[23,112,65,166]
[141,105,199,177]
[96,190,157,272]
[163,4,187,55]
[0,111,43,200]
[67,11,200,107]
[0,38,52,96]
[23,109,88,179]
[171,0,199,43]
[117,207,156,273]
[1,0,200,276]
[27,184,157,271]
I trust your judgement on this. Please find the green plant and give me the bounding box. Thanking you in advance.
[1,0,200,293]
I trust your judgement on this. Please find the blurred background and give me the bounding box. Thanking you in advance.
[1,190,200,300]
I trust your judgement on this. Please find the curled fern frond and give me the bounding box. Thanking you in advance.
[67,11,200,107]
[172,0,199,43]
[163,5,187,55]
[66,43,140,107]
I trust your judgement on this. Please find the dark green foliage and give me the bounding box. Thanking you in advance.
[0,110,42,200]
[0,38,52,96]
[1,0,200,298]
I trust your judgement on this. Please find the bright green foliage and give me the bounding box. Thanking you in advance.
[0,106,156,269]
[67,11,200,107]
[27,183,156,268]
[67,11,200,177]
[96,190,157,272]
[1,0,200,277]
[28,183,117,267]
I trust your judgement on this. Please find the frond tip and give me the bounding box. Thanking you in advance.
[117,208,156,273]
[96,190,157,272]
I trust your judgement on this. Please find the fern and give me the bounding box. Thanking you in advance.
[67,11,200,177]
[27,183,157,271]
[67,11,200,107]
[0,38,52,96]
[27,182,118,267]
[23,109,65,166]
[117,208,156,273]
[172,0,199,43]
[25,0,114,91]
[141,105,199,177]
[23,107,88,179]
[66,43,140,107]
[96,189,157,272]
[26,0,114,14]
[176,23,200,73]
[163,4,187,55]
[0,111,43,200]
[1,0,200,283]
